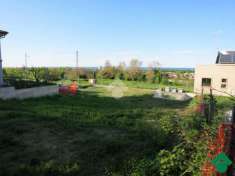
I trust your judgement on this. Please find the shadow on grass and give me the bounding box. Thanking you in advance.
[0,88,191,112]
[0,88,190,176]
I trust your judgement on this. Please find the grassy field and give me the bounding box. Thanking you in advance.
[96,79,194,92]
[56,78,194,92]
[0,85,233,176]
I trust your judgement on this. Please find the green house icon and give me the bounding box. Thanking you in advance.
[211,152,232,173]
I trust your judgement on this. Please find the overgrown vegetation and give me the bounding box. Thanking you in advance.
[1,61,231,175]
[0,84,233,175]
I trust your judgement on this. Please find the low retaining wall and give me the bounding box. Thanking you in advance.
[0,85,59,100]
[0,87,16,99]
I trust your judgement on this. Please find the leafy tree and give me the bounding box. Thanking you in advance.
[47,68,65,81]
[29,67,49,83]
[65,68,78,81]
[150,61,162,83]
[98,60,116,79]
[155,70,162,83]
[3,67,28,80]
[116,62,126,80]
[126,59,143,81]
[146,63,156,83]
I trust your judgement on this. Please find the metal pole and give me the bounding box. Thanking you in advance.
[208,88,215,123]
[76,50,79,83]
[0,40,4,86]
[25,52,28,68]
[76,50,78,68]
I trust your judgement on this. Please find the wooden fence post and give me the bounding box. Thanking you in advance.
[208,88,215,123]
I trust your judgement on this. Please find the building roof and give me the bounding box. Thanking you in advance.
[0,30,8,38]
[216,51,235,64]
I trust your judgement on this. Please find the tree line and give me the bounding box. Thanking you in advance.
[3,59,193,88]
[3,59,163,83]
[97,59,163,83]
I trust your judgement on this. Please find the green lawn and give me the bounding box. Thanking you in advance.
[96,79,194,92]
[0,86,233,176]
[55,78,194,92]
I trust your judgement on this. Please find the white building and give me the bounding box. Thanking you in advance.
[194,51,235,96]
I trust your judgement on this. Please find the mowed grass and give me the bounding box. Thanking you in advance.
[0,86,191,176]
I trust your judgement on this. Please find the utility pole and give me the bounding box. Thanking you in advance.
[24,52,30,80]
[25,52,29,68]
[76,50,79,83]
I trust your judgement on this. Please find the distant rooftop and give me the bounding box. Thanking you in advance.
[0,30,8,38]
[216,51,235,64]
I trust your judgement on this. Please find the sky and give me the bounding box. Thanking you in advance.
[0,0,235,68]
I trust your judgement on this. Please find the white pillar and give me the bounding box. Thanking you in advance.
[0,40,4,86]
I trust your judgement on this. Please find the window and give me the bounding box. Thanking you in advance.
[222,78,227,83]
[220,55,233,63]
[221,78,227,88]
[202,78,211,87]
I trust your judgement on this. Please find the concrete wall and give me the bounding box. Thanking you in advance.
[194,64,235,96]
[0,85,59,100]
[0,86,16,99]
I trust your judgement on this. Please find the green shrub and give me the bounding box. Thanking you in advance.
[16,160,80,176]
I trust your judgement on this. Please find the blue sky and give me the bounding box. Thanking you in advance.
[0,0,235,68]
